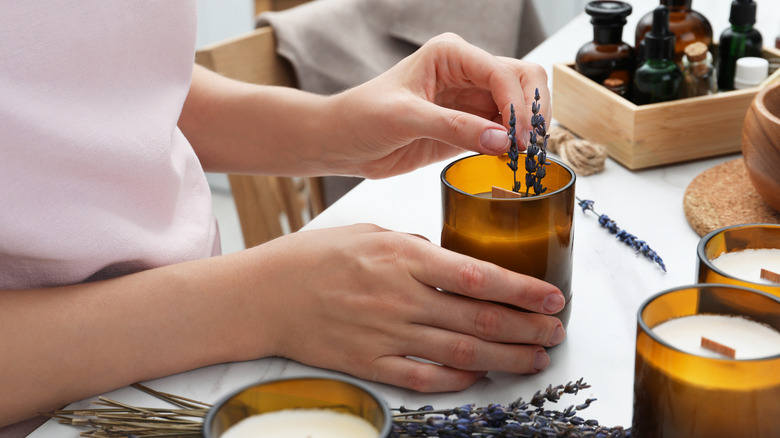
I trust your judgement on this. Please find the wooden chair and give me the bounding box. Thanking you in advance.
[195,27,325,248]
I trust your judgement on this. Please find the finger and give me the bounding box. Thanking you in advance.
[437,87,500,120]
[498,56,551,136]
[420,34,529,122]
[405,241,565,315]
[402,38,549,154]
[401,325,550,374]
[417,291,565,347]
[365,355,487,393]
[395,98,507,155]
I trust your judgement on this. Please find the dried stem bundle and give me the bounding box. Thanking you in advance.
[44,383,210,437]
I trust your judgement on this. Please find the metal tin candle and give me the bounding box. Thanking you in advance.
[440,154,576,328]
[697,223,780,298]
[632,284,780,438]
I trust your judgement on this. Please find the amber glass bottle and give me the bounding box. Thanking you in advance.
[635,0,712,65]
[576,1,635,99]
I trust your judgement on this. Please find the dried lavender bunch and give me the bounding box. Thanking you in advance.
[577,198,667,272]
[524,88,550,197]
[506,103,522,193]
[391,378,631,438]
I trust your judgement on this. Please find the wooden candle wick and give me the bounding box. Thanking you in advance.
[491,186,525,199]
[701,336,736,358]
[760,268,780,284]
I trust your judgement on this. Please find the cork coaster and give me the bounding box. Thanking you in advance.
[683,158,780,236]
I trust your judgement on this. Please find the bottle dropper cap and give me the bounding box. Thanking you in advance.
[729,0,757,27]
[644,6,675,61]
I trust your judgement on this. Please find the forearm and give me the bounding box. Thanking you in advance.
[178,65,338,176]
[0,250,275,426]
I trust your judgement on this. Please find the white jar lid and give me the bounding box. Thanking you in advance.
[734,57,769,88]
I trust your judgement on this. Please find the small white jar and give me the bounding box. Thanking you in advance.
[733,56,769,89]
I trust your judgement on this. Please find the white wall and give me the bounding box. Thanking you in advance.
[532,0,587,37]
[196,0,255,48]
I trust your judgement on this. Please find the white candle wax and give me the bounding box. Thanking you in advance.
[710,248,780,284]
[221,409,379,438]
[653,314,780,360]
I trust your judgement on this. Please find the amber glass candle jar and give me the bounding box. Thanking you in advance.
[440,154,575,328]
[697,223,780,299]
[632,284,780,438]
[204,376,391,438]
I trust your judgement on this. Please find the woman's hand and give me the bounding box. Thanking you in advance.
[0,223,564,424]
[246,224,565,392]
[320,32,551,179]
[182,33,549,179]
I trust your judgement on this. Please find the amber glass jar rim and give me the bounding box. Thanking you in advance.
[440,154,576,201]
[203,375,393,438]
[636,283,780,361]
[697,222,780,287]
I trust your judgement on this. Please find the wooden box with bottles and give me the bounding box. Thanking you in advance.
[552,44,780,170]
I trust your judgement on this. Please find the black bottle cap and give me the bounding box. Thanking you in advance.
[661,0,691,8]
[729,0,756,27]
[585,1,632,26]
[645,6,675,61]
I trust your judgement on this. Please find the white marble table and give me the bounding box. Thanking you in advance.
[30,0,780,435]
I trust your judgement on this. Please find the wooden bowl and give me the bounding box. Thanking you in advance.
[742,81,780,213]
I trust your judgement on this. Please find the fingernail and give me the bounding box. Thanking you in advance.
[543,293,565,313]
[548,324,566,346]
[480,129,510,153]
[534,350,550,372]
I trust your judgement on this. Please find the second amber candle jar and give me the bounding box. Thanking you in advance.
[697,223,780,299]
[440,154,576,328]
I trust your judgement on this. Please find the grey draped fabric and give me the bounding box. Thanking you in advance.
[257,0,546,95]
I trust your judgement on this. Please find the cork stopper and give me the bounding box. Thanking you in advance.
[684,42,708,63]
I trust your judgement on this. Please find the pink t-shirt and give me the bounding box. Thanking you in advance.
[0,2,219,289]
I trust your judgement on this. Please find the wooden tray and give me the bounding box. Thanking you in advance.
[552,46,780,170]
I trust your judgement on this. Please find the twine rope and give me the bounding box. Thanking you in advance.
[546,126,607,176]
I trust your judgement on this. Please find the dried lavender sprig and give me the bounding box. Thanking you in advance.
[391,379,630,438]
[506,103,521,192]
[525,88,550,197]
[577,197,667,272]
